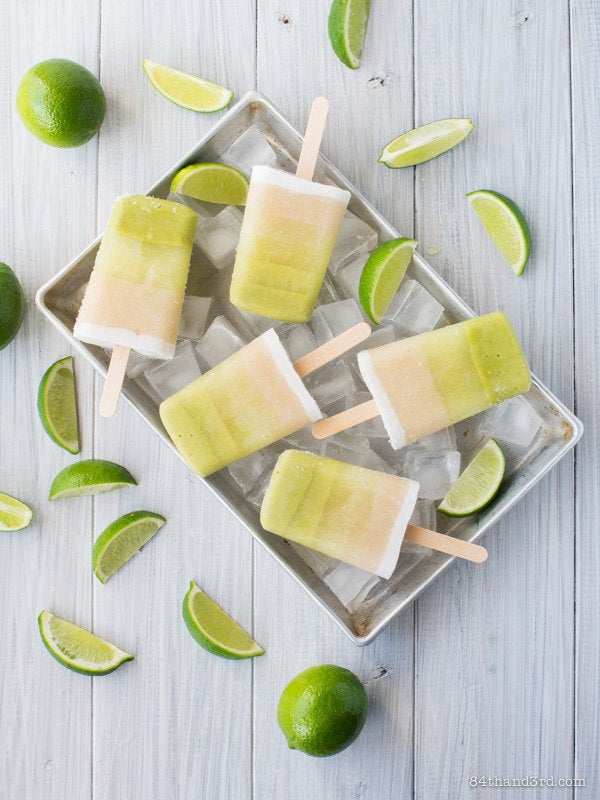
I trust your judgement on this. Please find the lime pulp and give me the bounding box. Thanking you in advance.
[142,60,233,112]
[466,190,531,275]
[379,118,474,168]
[358,238,418,323]
[438,438,506,517]
[92,511,166,583]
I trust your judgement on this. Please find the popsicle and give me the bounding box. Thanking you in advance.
[74,195,197,415]
[230,97,351,322]
[312,312,531,448]
[159,322,371,477]
[260,450,487,579]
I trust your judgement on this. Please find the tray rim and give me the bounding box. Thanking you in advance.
[35,89,584,645]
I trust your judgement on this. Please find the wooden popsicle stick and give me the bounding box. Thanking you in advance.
[404,524,488,563]
[311,399,379,439]
[98,345,130,418]
[292,322,371,378]
[295,96,330,181]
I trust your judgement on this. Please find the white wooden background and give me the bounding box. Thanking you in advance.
[0,1,596,798]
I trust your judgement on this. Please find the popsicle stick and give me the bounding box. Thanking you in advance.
[404,524,488,563]
[295,96,330,181]
[311,399,379,439]
[99,345,130,418]
[292,322,371,378]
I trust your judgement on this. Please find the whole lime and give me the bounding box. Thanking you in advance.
[277,664,368,757]
[0,263,25,350]
[16,58,106,148]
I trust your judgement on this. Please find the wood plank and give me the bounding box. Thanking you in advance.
[571,1,600,796]
[91,1,256,798]
[412,2,575,798]
[254,2,416,797]
[0,1,100,797]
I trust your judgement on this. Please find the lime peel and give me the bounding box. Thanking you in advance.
[466,189,531,275]
[38,610,133,676]
[438,438,505,517]
[0,263,25,351]
[182,581,264,660]
[379,118,474,168]
[358,237,418,323]
[49,459,137,500]
[142,59,233,113]
[0,492,33,531]
[37,356,80,454]
[92,511,166,583]
[328,0,371,70]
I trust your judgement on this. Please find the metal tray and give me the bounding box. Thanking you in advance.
[36,91,583,645]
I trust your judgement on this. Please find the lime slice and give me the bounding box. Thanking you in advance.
[171,163,249,205]
[49,459,137,500]
[38,610,133,675]
[0,262,25,351]
[92,510,166,583]
[0,492,33,531]
[438,438,505,517]
[37,356,80,454]
[182,581,264,659]
[358,238,418,323]
[379,118,474,168]
[328,0,371,70]
[142,59,233,112]
[466,190,531,275]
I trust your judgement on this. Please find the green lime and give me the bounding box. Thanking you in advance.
[92,511,166,583]
[378,118,474,168]
[466,190,531,275]
[0,492,33,531]
[277,664,368,757]
[142,60,233,112]
[171,163,249,205]
[38,610,133,676]
[182,580,264,659]
[358,238,418,323]
[37,356,80,454]
[49,459,137,500]
[438,438,505,517]
[328,0,371,70]
[0,263,25,351]
[16,59,105,148]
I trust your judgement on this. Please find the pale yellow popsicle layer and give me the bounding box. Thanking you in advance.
[260,450,419,579]
[358,311,531,448]
[74,195,197,358]
[159,330,321,477]
[230,167,349,322]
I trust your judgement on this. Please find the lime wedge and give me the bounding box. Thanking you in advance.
[379,118,474,168]
[37,356,80,454]
[438,438,505,517]
[171,163,249,205]
[0,492,33,531]
[49,459,137,500]
[142,59,233,112]
[182,581,264,660]
[328,0,371,70]
[38,610,133,675]
[358,238,418,323]
[92,510,166,583]
[466,190,531,275]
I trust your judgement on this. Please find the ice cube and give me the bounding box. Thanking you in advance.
[228,450,272,494]
[343,392,388,439]
[195,316,245,370]
[412,426,457,452]
[282,425,322,454]
[345,325,396,382]
[410,499,437,530]
[335,252,370,301]
[477,396,543,449]
[178,295,213,341]
[247,467,274,509]
[317,275,341,306]
[311,299,365,345]
[144,340,201,399]
[279,324,317,361]
[291,543,337,578]
[167,192,213,220]
[403,450,461,500]
[362,449,396,474]
[322,441,370,467]
[384,279,444,334]
[195,206,242,269]
[305,360,356,407]
[221,126,279,176]
[325,562,379,609]
[233,307,284,338]
[392,540,432,581]
[328,211,378,275]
